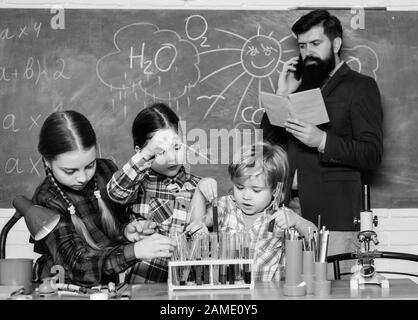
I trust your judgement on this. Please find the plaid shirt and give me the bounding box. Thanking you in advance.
[217,195,284,282]
[107,152,201,283]
[32,159,138,287]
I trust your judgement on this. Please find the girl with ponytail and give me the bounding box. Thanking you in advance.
[32,110,175,287]
[107,103,207,283]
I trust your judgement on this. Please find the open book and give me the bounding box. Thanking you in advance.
[260,88,329,127]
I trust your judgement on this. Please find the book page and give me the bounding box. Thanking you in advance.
[260,91,292,127]
[288,88,329,125]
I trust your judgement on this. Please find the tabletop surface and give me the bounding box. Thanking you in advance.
[27,278,418,300]
[128,279,418,300]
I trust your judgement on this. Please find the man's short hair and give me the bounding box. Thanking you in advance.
[292,9,343,53]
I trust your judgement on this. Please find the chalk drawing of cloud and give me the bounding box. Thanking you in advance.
[96,22,200,101]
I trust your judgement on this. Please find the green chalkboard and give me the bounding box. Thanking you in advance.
[0,9,417,208]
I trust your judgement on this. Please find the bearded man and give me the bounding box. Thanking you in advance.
[260,9,384,261]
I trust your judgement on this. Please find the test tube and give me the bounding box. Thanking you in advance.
[243,231,252,284]
[201,234,210,284]
[228,232,236,284]
[195,236,202,285]
[219,231,228,284]
[181,235,199,284]
[234,232,242,282]
[209,232,219,284]
[212,199,219,234]
[171,232,188,285]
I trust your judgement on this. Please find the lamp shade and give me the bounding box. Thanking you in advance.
[12,195,61,241]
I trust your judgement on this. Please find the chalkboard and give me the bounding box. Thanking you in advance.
[1,9,417,209]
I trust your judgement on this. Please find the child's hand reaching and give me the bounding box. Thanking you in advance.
[271,206,317,240]
[133,233,176,260]
[124,219,157,242]
[197,177,218,202]
[184,220,209,237]
[271,206,301,230]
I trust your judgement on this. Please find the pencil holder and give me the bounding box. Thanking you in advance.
[313,262,331,297]
[283,239,306,296]
[302,250,315,294]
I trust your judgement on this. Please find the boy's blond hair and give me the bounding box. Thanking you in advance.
[228,141,289,200]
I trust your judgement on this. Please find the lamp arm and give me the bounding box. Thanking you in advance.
[0,210,24,259]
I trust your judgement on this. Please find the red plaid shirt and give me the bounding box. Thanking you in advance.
[107,152,200,283]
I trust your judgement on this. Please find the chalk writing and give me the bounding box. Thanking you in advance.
[29,114,42,131]
[2,114,44,132]
[29,157,42,177]
[3,114,19,132]
[5,158,24,174]
[241,106,265,125]
[185,15,210,48]
[0,22,42,40]
[0,57,71,83]
[97,22,200,101]
[3,157,43,176]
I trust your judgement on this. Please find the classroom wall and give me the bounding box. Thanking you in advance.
[1,0,418,280]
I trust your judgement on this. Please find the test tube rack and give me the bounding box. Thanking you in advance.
[168,259,254,291]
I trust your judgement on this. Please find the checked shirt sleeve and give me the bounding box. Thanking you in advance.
[44,220,138,287]
[34,192,138,287]
[107,152,152,204]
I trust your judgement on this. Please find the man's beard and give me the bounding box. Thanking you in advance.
[299,47,336,91]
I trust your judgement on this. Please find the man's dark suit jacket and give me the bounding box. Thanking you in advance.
[260,62,383,231]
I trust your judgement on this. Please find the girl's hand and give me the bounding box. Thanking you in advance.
[197,177,218,202]
[133,233,176,260]
[184,221,209,237]
[141,128,179,160]
[124,220,157,242]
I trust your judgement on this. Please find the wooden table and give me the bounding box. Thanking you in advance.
[129,279,418,300]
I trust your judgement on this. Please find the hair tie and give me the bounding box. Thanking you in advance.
[68,205,76,215]
[94,190,102,199]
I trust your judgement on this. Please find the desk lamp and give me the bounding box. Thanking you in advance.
[351,185,389,289]
[0,195,60,259]
[0,195,61,294]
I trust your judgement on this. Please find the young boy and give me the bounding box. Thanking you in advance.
[192,142,317,281]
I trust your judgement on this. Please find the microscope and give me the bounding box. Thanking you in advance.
[350,185,389,289]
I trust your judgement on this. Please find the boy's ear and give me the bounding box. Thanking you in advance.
[134,146,141,153]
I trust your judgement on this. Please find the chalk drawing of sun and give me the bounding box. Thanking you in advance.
[240,34,282,78]
[199,26,296,123]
